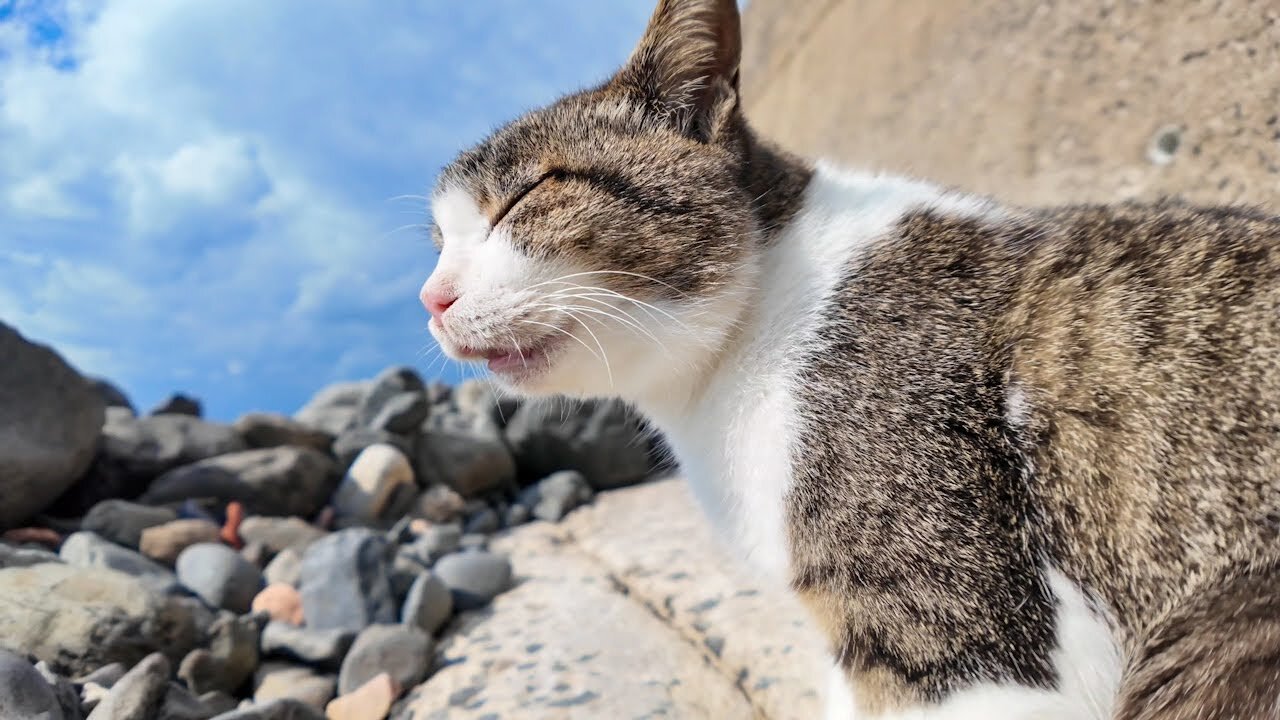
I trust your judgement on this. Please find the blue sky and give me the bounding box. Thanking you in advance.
[0,0,656,420]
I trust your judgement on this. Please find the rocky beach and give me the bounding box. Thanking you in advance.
[0,321,825,719]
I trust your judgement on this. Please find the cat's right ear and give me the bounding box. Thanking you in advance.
[609,0,742,142]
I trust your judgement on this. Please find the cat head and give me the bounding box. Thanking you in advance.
[422,0,795,401]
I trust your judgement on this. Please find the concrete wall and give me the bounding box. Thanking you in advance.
[740,0,1280,207]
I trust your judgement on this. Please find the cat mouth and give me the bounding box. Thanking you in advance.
[455,333,568,376]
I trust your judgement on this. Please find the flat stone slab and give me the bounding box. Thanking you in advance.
[399,479,828,719]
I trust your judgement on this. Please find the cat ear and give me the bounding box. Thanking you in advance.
[611,0,742,141]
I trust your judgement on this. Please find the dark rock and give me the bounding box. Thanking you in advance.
[233,414,333,453]
[76,665,127,688]
[0,649,65,720]
[368,392,430,435]
[337,625,432,696]
[82,501,178,550]
[51,415,248,517]
[86,652,169,720]
[462,507,500,535]
[432,551,512,611]
[33,660,81,720]
[159,682,219,720]
[504,399,654,490]
[402,524,461,565]
[91,378,135,414]
[332,444,416,530]
[176,544,263,613]
[142,448,338,519]
[519,470,594,522]
[414,427,516,499]
[196,691,238,717]
[259,623,355,671]
[502,503,530,527]
[206,698,325,720]
[150,394,202,417]
[178,614,258,695]
[355,367,425,429]
[332,429,413,474]
[401,573,453,635]
[59,532,182,595]
[298,530,396,632]
[293,382,370,436]
[0,322,105,529]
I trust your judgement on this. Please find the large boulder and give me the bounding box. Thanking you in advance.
[416,408,516,498]
[0,563,205,675]
[141,447,338,518]
[504,399,654,490]
[0,322,105,528]
[50,414,247,517]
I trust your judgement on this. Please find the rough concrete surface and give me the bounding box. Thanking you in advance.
[742,0,1280,208]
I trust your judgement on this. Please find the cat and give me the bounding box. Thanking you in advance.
[419,1,1280,718]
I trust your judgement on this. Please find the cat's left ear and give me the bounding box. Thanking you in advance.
[610,0,742,142]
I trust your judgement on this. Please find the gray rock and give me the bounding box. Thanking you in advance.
[520,470,595,522]
[259,624,355,671]
[232,414,333,453]
[0,543,62,569]
[176,544,263,613]
[237,518,327,556]
[196,691,238,717]
[433,551,512,611]
[415,427,516,499]
[402,573,453,635]
[262,549,303,588]
[59,532,182,595]
[86,652,169,720]
[337,624,432,696]
[462,506,500,535]
[451,379,500,420]
[55,415,247,517]
[252,663,334,710]
[159,682,218,720]
[368,392,430,434]
[142,448,338,519]
[389,549,426,603]
[504,399,653,490]
[90,378,135,414]
[150,394,202,417]
[82,501,178,549]
[331,428,414,474]
[331,444,416,529]
[298,530,396,631]
[140,519,223,566]
[293,381,370,436]
[34,661,81,720]
[0,649,64,720]
[356,367,425,429]
[458,534,489,553]
[76,665,127,688]
[404,524,461,565]
[0,322,105,529]
[206,698,324,720]
[412,484,465,524]
[178,614,259,695]
[502,503,531,527]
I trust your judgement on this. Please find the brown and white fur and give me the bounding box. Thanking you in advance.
[420,1,1280,718]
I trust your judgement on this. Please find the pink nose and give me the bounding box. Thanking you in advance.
[421,285,458,323]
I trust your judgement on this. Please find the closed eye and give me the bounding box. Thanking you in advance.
[491,169,568,229]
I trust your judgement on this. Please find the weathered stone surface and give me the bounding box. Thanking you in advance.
[298,530,396,632]
[56,415,248,516]
[432,552,511,611]
[59,531,181,595]
[503,399,652,490]
[143,448,338,519]
[0,322,105,529]
[337,625,431,697]
[140,519,223,565]
[179,614,259,696]
[397,520,755,720]
[86,652,169,720]
[0,649,65,720]
[233,413,334,453]
[332,444,416,529]
[0,564,205,675]
[176,543,263,613]
[82,500,178,550]
[741,0,1280,210]
[259,623,355,671]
